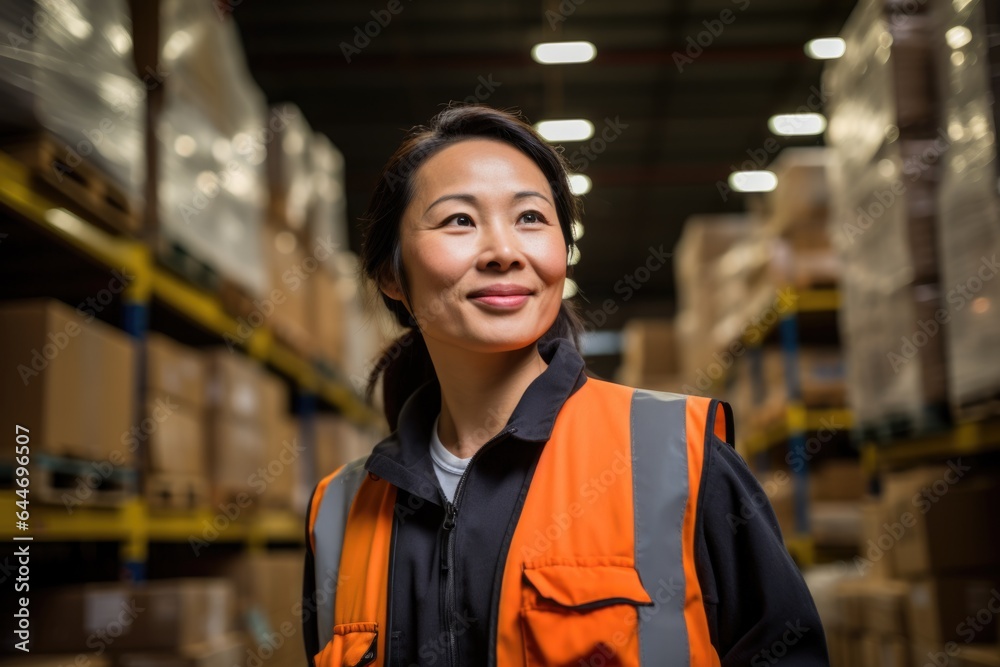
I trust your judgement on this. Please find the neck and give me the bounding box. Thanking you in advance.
[425,339,549,459]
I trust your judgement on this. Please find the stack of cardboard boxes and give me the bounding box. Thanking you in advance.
[934,0,1000,419]
[673,214,753,389]
[205,350,267,511]
[824,0,949,434]
[221,551,309,667]
[33,578,243,665]
[613,318,683,393]
[823,462,1000,666]
[0,299,136,505]
[144,333,208,509]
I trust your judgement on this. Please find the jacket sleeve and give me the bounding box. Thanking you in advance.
[695,433,831,667]
[302,482,320,667]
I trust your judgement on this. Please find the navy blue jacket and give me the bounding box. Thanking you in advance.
[302,337,829,666]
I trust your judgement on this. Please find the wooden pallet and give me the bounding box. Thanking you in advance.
[955,389,1000,424]
[3,454,138,508]
[801,383,848,409]
[271,318,317,359]
[146,473,209,511]
[218,277,260,323]
[154,236,221,294]
[856,403,952,444]
[1,131,140,235]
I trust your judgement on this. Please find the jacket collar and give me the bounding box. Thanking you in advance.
[364,336,588,503]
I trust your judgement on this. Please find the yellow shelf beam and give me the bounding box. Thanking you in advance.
[745,406,853,457]
[868,417,1000,467]
[796,289,841,313]
[0,493,304,546]
[785,535,815,568]
[741,287,841,349]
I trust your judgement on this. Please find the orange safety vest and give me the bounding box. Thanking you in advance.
[308,378,732,666]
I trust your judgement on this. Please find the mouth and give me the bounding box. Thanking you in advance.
[469,293,531,309]
[467,285,534,309]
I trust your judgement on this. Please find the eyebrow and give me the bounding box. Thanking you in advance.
[424,190,554,216]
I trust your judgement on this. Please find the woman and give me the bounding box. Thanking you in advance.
[302,105,829,667]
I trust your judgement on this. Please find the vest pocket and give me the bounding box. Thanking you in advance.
[520,560,653,667]
[313,622,378,667]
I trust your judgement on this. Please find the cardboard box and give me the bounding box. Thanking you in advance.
[859,632,907,667]
[146,393,206,478]
[811,501,862,547]
[884,465,1000,577]
[260,415,300,511]
[0,299,136,463]
[311,265,347,368]
[860,579,910,636]
[834,579,870,633]
[954,646,1000,667]
[209,417,266,506]
[265,226,315,358]
[767,148,830,242]
[205,350,264,421]
[314,414,374,478]
[34,579,235,653]
[221,552,308,667]
[116,633,244,667]
[857,497,895,579]
[811,460,867,502]
[146,334,206,408]
[907,578,1000,645]
[620,318,678,377]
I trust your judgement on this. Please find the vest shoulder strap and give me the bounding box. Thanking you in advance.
[308,456,371,650]
[630,389,731,666]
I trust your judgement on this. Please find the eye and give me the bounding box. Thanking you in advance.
[445,214,474,227]
[519,211,547,224]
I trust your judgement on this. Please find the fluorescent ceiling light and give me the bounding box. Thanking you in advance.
[568,244,581,266]
[729,171,778,193]
[531,41,597,64]
[946,26,972,49]
[805,37,846,60]
[768,113,828,136]
[568,173,592,195]
[562,278,579,299]
[535,119,594,142]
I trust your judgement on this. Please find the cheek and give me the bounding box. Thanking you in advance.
[403,235,468,290]
[526,237,568,285]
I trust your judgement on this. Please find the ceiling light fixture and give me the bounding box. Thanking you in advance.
[729,171,778,193]
[805,37,846,60]
[535,119,595,142]
[768,113,828,136]
[568,173,592,195]
[531,41,597,64]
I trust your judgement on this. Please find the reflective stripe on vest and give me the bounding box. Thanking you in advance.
[310,458,371,650]
[309,379,733,666]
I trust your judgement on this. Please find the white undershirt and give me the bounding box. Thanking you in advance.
[429,413,471,503]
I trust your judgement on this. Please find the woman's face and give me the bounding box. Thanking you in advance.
[384,138,568,353]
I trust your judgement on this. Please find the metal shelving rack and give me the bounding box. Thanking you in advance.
[0,149,379,576]
[737,287,849,568]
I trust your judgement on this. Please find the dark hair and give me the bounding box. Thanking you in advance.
[358,104,587,430]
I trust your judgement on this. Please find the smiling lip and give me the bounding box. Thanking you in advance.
[468,284,533,309]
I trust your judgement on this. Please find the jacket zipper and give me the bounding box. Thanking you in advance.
[440,426,516,667]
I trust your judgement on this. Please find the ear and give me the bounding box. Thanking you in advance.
[378,271,405,302]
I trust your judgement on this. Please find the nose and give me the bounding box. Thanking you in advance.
[476,219,525,272]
